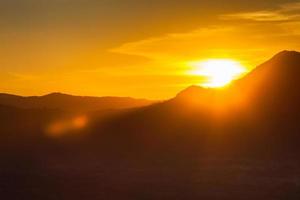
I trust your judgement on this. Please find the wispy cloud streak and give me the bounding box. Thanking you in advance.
[221,1,300,22]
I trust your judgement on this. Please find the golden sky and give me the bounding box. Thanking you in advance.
[1,0,300,99]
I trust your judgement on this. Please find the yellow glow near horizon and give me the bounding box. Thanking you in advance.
[188,59,247,88]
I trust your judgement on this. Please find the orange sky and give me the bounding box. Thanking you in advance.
[1,0,300,99]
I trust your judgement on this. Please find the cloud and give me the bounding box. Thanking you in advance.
[110,22,298,68]
[110,27,237,60]
[221,11,297,22]
[280,2,300,12]
[221,1,300,22]
[109,1,300,73]
[7,73,39,81]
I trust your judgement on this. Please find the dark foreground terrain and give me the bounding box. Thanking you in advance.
[1,153,300,200]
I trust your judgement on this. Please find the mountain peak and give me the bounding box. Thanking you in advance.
[176,85,211,98]
[172,85,222,106]
[274,50,300,57]
[43,92,70,98]
[269,50,300,64]
[240,50,300,82]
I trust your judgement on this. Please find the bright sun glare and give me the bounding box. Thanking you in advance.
[189,59,247,88]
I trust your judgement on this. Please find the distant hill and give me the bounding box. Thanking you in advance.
[0,92,156,113]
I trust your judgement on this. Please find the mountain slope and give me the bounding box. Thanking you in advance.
[91,50,300,157]
[232,50,300,112]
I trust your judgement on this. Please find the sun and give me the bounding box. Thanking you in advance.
[188,59,247,88]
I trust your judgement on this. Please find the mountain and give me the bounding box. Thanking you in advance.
[2,51,300,200]
[169,50,300,113]
[0,93,156,146]
[67,51,300,199]
[91,50,300,157]
[0,92,155,113]
[231,50,300,109]
[167,50,300,118]
[3,50,298,149]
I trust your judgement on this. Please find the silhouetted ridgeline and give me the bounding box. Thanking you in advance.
[92,51,300,158]
[1,51,300,200]
[0,92,155,112]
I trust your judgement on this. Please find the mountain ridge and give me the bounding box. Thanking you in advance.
[1,50,300,200]
[0,92,156,112]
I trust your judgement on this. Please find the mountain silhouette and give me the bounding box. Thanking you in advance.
[89,50,300,158]
[169,50,300,113]
[231,50,300,112]
[1,51,300,200]
[0,92,155,113]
